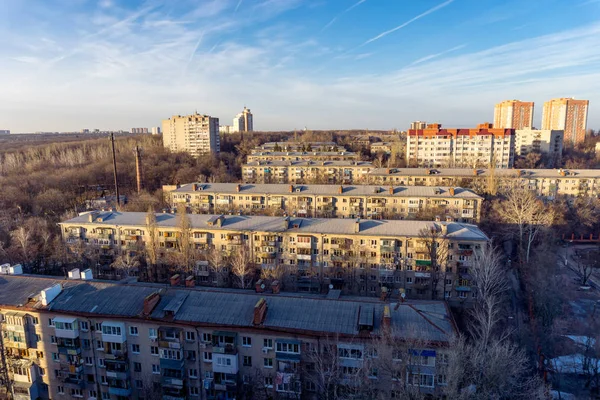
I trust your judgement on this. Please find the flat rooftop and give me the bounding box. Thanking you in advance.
[60,212,489,241]
[368,167,600,179]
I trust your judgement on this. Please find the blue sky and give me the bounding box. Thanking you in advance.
[1,0,599,133]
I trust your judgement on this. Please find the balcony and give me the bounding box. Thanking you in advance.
[297,254,312,261]
[161,376,184,388]
[104,348,127,361]
[97,233,113,240]
[380,245,397,253]
[108,386,132,397]
[415,259,432,267]
[296,241,312,249]
[259,252,276,259]
[160,358,185,370]
[56,338,81,356]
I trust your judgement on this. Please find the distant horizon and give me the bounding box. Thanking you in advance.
[0,0,598,132]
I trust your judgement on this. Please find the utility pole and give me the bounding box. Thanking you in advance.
[134,145,143,194]
[109,133,121,207]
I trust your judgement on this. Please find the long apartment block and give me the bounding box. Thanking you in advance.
[366,168,600,199]
[0,273,457,400]
[407,123,515,168]
[242,160,374,184]
[59,212,488,300]
[247,151,359,163]
[251,142,340,153]
[163,183,483,223]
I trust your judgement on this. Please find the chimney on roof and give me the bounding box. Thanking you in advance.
[236,184,241,192]
[449,187,455,196]
[80,269,93,280]
[354,218,361,233]
[253,298,268,325]
[435,215,441,222]
[446,215,453,222]
[382,305,391,331]
[170,274,181,287]
[289,185,293,193]
[143,292,160,316]
[386,168,391,174]
[389,186,394,195]
[282,216,290,230]
[185,276,195,288]
[338,185,343,194]
[472,169,478,176]
[216,215,224,227]
[271,280,281,294]
[255,279,265,293]
[192,183,197,191]
[88,211,98,222]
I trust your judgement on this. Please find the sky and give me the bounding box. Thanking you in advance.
[1,0,600,133]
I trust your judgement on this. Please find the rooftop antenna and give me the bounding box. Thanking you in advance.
[109,132,121,207]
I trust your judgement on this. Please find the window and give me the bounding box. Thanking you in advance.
[150,346,159,356]
[160,349,182,360]
[38,366,45,376]
[101,392,110,400]
[203,352,212,362]
[276,342,300,354]
[131,344,140,354]
[85,357,93,365]
[149,328,157,339]
[216,356,232,366]
[189,368,198,378]
[32,317,39,325]
[101,325,121,336]
[94,322,101,331]
[152,364,160,374]
[98,358,105,368]
[134,362,142,372]
[189,387,199,396]
[185,331,196,341]
[242,336,252,347]
[48,318,54,327]
[437,374,448,385]
[129,326,138,336]
[263,338,273,349]
[51,353,59,362]
[96,340,104,350]
[82,339,90,349]
[187,350,196,361]
[135,380,143,389]
[264,376,274,388]
[89,390,97,398]
[50,335,57,344]
[70,388,83,397]
[243,356,252,366]
[202,333,212,343]
[57,386,64,394]
[306,381,316,391]
[263,358,273,368]
[80,321,88,331]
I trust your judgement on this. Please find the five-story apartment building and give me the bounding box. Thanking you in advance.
[163,183,483,223]
[242,161,374,184]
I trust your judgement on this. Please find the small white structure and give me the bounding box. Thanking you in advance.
[68,268,80,280]
[0,263,10,274]
[9,264,23,275]
[41,284,62,306]
[80,269,93,280]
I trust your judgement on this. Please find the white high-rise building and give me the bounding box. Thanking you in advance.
[232,107,253,132]
[162,112,220,157]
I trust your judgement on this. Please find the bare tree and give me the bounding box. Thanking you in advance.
[111,251,141,278]
[231,244,253,289]
[10,225,32,263]
[207,246,230,287]
[176,207,193,271]
[417,224,449,300]
[144,207,160,281]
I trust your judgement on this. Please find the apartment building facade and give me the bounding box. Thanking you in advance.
[406,124,515,168]
[0,273,457,400]
[163,183,483,223]
[232,107,253,133]
[542,98,589,145]
[514,128,564,165]
[162,113,220,157]
[247,151,360,163]
[59,212,488,301]
[366,168,600,199]
[242,160,374,185]
[493,100,534,129]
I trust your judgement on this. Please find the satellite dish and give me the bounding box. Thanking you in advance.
[401,292,406,299]
[328,284,334,289]
[260,284,265,289]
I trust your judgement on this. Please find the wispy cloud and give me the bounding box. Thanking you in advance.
[363,0,454,45]
[235,0,244,13]
[321,0,367,32]
[408,44,466,66]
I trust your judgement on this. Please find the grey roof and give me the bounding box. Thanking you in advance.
[170,182,482,199]
[243,160,373,167]
[60,212,489,241]
[368,167,600,179]
[0,275,456,343]
[257,142,337,147]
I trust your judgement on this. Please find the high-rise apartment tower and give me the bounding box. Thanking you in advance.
[162,113,220,157]
[493,100,534,129]
[233,107,253,132]
[542,98,589,145]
